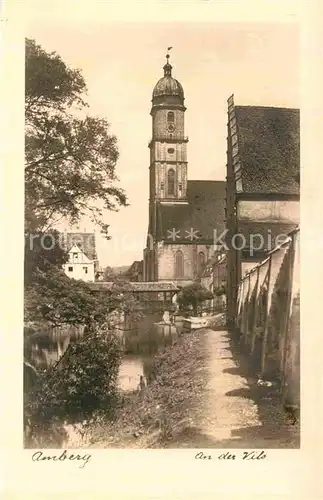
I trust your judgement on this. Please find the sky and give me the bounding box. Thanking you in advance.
[25,5,300,268]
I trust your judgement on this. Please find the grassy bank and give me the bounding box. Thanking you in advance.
[84,314,225,449]
[66,313,299,449]
[83,319,218,448]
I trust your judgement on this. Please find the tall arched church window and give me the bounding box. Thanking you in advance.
[175,250,184,279]
[167,111,175,123]
[167,169,175,196]
[197,251,206,276]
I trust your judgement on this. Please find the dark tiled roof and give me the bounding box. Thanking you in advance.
[89,281,179,292]
[238,221,298,252]
[156,180,226,243]
[61,232,97,261]
[88,282,114,291]
[131,282,178,292]
[234,106,300,195]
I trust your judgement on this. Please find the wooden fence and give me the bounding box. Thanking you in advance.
[236,228,300,409]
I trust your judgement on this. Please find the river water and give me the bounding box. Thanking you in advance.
[25,313,182,392]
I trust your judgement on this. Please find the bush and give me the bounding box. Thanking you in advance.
[214,284,226,297]
[25,329,122,446]
[177,283,213,316]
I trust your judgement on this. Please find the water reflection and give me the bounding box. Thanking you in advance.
[25,313,182,392]
[118,356,145,391]
[120,320,179,391]
[24,325,84,370]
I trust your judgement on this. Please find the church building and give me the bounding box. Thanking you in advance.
[143,54,226,284]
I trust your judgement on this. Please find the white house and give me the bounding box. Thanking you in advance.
[63,244,95,282]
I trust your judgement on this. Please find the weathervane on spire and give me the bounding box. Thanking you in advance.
[163,47,173,76]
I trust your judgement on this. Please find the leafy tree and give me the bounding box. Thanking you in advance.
[24,230,140,330]
[24,39,133,329]
[24,266,143,446]
[24,230,97,327]
[25,263,141,329]
[214,283,226,297]
[100,277,143,323]
[24,230,68,286]
[177,282,213,316]
[103,266,116,281]
[105,265,131,279]
[24,329,122,447]
[23,40,134,447]
[25,268,97,327]
[25,38,127,235]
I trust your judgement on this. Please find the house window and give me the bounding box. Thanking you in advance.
[167,168,175,196]
[167,148,175,154]
[197,252,206,276]
[68,266,73,272]
[83,266,88,274]
[73,253,78,258]
[175,250,184,279]
[167,111,175,123]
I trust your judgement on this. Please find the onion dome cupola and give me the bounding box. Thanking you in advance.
[152,53,185,110]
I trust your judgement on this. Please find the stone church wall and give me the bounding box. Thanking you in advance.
[157,243,212,281]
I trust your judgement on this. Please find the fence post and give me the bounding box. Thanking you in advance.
[244,274,251,346]
[280,233,297,395]
[240,280,249,344]
[250,266,260,354]
[260,255,272,377]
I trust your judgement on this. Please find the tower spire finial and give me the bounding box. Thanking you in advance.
[164,47,173,76]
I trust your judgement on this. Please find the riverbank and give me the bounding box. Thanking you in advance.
[81,314,225,448]
[70,312,299,449]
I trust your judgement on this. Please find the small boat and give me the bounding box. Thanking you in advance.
[183,317,208,331]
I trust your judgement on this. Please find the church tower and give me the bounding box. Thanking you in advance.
[143,52,226,283]
[148,53,189,238]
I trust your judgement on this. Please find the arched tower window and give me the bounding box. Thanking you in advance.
[167,169,175,196]
[175,250,184,279]
[197,251,206,276]
[167,111,175,123]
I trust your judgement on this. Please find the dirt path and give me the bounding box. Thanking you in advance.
[84,320,299,449]
[199,329,262,443]
[165,328,299,448]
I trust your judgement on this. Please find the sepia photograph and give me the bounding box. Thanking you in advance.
[23,14,300,452]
